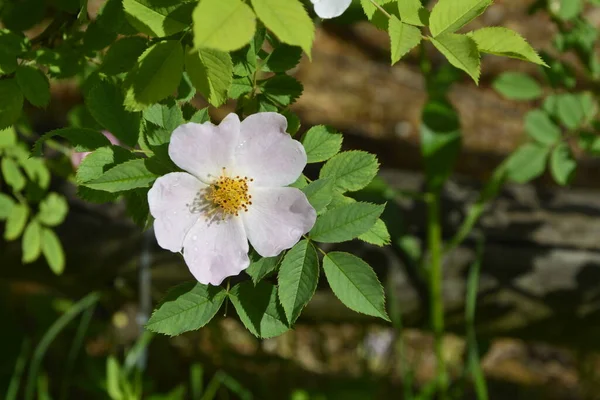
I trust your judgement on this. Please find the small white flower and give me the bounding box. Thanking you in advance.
[148,112,317,286]
[311,0,352,19]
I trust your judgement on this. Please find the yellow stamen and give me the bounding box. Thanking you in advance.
[205,168,253,217]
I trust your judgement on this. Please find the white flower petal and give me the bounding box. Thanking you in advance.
[242,187,316,257]
[183,217,250,285]
[311,0,352,19]
[148,172,204,252]
[235,112,306,187]
[169,113,240,183]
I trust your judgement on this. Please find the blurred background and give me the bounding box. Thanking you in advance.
[2,0,600,399]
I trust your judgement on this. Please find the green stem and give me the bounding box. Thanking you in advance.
[426,192,448,398]
[369,0,392,19]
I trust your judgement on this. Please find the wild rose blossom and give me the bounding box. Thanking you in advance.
[311,0,352,19]
[147,112,317,285]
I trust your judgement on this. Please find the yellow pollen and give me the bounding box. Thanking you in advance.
[205,169,252,217]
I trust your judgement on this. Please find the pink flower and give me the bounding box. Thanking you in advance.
[147,113,317,285]
[71,131,119,168]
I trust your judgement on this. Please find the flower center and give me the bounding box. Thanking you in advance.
[205,168,253,217]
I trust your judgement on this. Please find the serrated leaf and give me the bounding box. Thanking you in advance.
[261,74,303,106]
[124,41,184,111]
[38,193,68,227]
[430,33,481,83]
[492,72,542,101]
[0,126,17,148]
[229,281,289,338]
[1,157,25,192]
[76,145,136,184]
[143,101,185,132]
[22,219,42,263]
[228,76,254,99]
[0,193,15,220]
[397,0,427,26]
[41,227,65,275]
[389,16,421,65]
[33,128,112,156]
[15,66,50,108]
[21,157,50,190]
[468,27,547,66]
[83,158,158,192]
[264,45,302,72]
[282,109,301,135]
[250,0,314,57]
[360,0,395,19]
[185,48,233,107]
[310,202,384,243]
[328,192,356,209]
[193,0,256,52]
[246,254,281,285]
[525,110,561,145]
[506,143,549,184]
[429,0,492,37]
[146,282,226,335]
[302,178,334,214]
[320,151,379,192]
[101,36,148,76]
[358,218,391,246]
[323,252,389,321]
[86,79,141,147]
[278,239,319,324]
[187,107,211,123]
[301,125,343,163]
[177,72,196,102]
[4,203,28,241]
[550,143,576,185]
[0,79,23,130]
[123,0,194,37]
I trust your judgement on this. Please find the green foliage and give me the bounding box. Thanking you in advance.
[430,33,481,83]
[0,79,23,130]
[302,178,334,214]
[260,75,304,107]
[185,48,233,107]
[4,204,29,241]
[15,66,50,108]
[277,240,319,324]
[229,281,289,338]
[468,27,547,66]
[123,0,194,37]
[245,254,281,285]
[301,125,343,163]
[320,151,379,192]
[550,143,576,185]
[37,193,68,227]
[525,110,561,145]
[0,193,14,219]
[429,0,492,37]
[22,220,42,264]
[41,227,65,275]
[358,218,391,247]
[389,16,422,64]
[33,128,112,156]
[310,202,385,243]
[146,282,227,336]
[506,143,550,183]
[397,0,427,26]
[82,158,158,192]
[193,0,256,52]
[493,72,542,101]
[2,157,26,192]
[322,252,389,321]
[101,37,148,76]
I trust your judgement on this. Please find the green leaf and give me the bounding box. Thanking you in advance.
[282,109,301,135]
[264,45,302,73]
[83,18,117,51]
[420,99,461,191]
[553,0,583,21]
[302,178,334,214]
[358,218,391,246]
[320,151,379,192]
[506,143,550,184]
[143,102,185,132]
[76,145,136,184]
[101,37,148,76]
[38,193,69,227]
[492,72,542,101]
[0,79,23,130]
[33,128,112,156]
[468,27,547,66]
[430,33,481,83]
[229,281,289,338]
[0,193,15,220]
[301,125,343,163]
[177,72,196,102]
[124,188,151,227]
[86,79,141,147]
[186,107,211,124]
[360,0,395,19]
[185,48,233,107]
[550,143,576,185]
[123,0,194,36]
[4,203,28,241]
[323,252,389,321]
[310,202,384,243]
[1,157,26,192]
[83,158,158,192]
[15,66,50,108]
[389,16,421,65]
[22,219,42,263]
[250,0,314,57]
[278,239,319,324]
[261,74,303,107]
[397,0,427,26]
[429,0,492,37]
[193,0,256,52]
[525,110,561,145]
[0,47,17,74]
[556,93,585,130]
[246,254,281,285]
[146,282,226,336]
[41,227,65,275]
[228,76,254,99]
[0,126,17,148]
[124,41,184,111]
